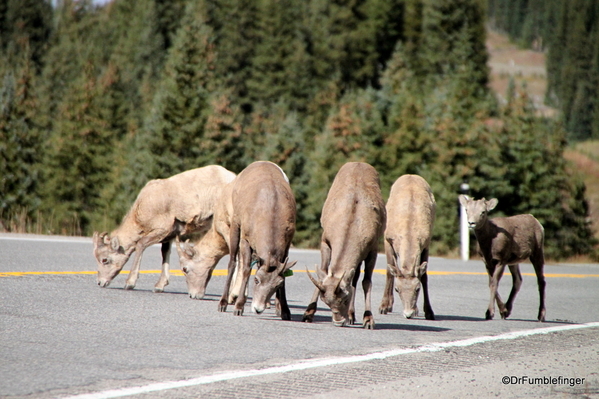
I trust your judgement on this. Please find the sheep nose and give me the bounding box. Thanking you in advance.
[182,266,189,274]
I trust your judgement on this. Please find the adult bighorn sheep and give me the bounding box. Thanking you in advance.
[379,174,436,320]
[218,161,297,320]
[93,165,235,292]
[458,195,546,322]
[303,162,386,329]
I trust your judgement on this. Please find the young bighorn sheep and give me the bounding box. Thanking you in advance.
[303,162,386,329]
[379,174,436,320]
[458,195,546,322]
[93,165,235,292]
[218,161,297,320]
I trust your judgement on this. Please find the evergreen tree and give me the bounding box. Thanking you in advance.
[0,52,43,227]
[0,0,52,71]
[303,88,385,246]
[247,0,313,111]
[134,1,216,181]
[42,61,125,235]
[205,0,260,108]
[497,85,596,258]
[201,90,247,173]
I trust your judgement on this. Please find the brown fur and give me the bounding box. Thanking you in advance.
[379,174,436,320]
[303,162,386,329]
[459,195,546,322]
[93,165,235,292]
[217,161,297,320]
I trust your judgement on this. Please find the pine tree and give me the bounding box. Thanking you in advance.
[498,85,596,258]
[0,52,43,228]
[1,0,52,71]
[205,0,260,107]
[42,61,125,235]
[246,0,312,111]
[303,88,385,246]
[134,1,217,181]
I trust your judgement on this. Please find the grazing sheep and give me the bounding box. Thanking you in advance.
[93,165,235,292]
[303,162,386,329]
[459,195,546,322]
[218,161,297,320]
[379,174,436,320]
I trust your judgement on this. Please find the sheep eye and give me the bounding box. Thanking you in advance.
[254,277,259,285]
[101,258,109,265]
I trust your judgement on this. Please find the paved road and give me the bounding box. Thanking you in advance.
[1,233,598,398]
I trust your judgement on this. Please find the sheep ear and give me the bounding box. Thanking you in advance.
[487,198,498,211]
[458,194,469,207]
[110,236,120,252]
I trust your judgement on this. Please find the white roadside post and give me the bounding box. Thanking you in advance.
[460,183,470,261]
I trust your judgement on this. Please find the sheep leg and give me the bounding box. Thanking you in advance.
[124,236,154,290]
[532,254,546,322]
[154,241,172,293]
[347,263,361,325]
[362,250,377,329]
[275,279,291,321]
[485,262,505,320]
[379,243,396,314]
[503,264,522,319]
[219,223,240,312]
[421,248,435,320]
[421,272,435,320]
[303,240,331,323]
[303,288,320,323]
[233,238,252,316]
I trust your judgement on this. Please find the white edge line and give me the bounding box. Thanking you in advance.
[63,321,599,399]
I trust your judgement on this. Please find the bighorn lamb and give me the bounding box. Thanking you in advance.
[303,162,386,329]
[458,195,546,322]
[93,165,236,291]
[217,161,297,320]
[379,174,436,320]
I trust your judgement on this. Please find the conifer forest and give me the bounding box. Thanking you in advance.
[1,0,597,259]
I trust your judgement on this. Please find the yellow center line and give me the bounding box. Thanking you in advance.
[1,270,598,278]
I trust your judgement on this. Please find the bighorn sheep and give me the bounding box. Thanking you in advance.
[458,195,546,322]
[176,164,291,301]
[303,162,386,329]
[175,181,233,300]
[93,165,236,291]
[218,161,297,320]
[379,174,436,320]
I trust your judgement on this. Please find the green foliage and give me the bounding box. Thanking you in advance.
[136,1,217,180]
[42,61,126,235]
[0,53,43,220]
[0,0,52,70]
[0,0,594,259]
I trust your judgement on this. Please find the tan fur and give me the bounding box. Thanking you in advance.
[303,162,386,329]
[459,195,546,321]
[379,174,436,320]
[218,161,297,320]
[93,165,235,292]
[176,181,234,299]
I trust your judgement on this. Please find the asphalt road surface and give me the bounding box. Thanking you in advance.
[1,233,598,398]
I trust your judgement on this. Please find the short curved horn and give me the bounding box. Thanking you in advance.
[306,266,325,293]
[176,237,195,258]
